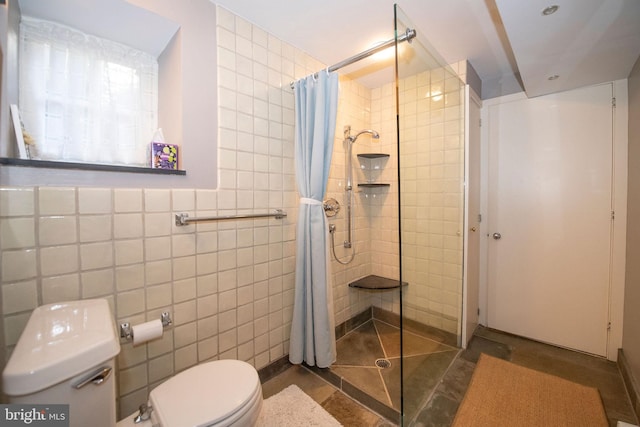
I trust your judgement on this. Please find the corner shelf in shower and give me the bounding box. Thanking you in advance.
[357,153,391,188]
[349,275,407,290]
[357,183,391,188]
[357,153,390,159]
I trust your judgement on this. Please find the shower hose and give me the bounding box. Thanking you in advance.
[329,223,355,265]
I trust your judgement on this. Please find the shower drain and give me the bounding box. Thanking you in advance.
[375,358,392,369]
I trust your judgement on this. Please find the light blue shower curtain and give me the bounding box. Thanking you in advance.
[289,70,339,368]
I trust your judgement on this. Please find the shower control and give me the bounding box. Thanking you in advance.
[323,198,341,217]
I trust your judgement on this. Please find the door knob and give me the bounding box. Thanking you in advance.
[470,227,477,232]
[492,232,502,240]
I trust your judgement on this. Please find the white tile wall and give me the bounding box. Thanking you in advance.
[38,187,76,215]
[326,76,378,324]
[0,5,301,414]
[0,188,34,216]
[392,68,465,333]
[326,65,465,333]
[0,6,467,421]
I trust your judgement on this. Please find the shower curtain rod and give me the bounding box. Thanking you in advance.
[290,28,416,88]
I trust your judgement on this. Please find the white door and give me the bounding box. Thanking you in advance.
[487,83,613,356]
[462,87,482,347]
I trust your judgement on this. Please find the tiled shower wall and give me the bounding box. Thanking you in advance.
[220,6,402,344]
[365,66,466,334]
[394,67,465,334]
[329,64,468,334]
[352,81,402,317]
[327,76,379,325]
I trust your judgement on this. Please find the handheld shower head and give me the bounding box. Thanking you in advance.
[341,125,381,259]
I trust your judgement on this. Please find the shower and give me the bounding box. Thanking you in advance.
[290,5,468,424]
[328,125,379,265]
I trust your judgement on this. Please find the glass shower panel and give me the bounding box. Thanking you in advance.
[394,4,466,424]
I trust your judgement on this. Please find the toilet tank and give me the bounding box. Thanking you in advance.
[3,299,121,427]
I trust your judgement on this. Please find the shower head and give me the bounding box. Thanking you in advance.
[348,129,380,143]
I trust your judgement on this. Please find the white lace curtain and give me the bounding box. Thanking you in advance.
[19,17,158,166]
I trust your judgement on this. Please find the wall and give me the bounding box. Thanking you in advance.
[0,0,219,189]
[0,4,470,420]
[385,67,465,334]
[325,69,467,333]
[328,62,468,334]
[0,5,319,419]
[623,56,640,390]
[325,76,377,324]
[327,58,470,334]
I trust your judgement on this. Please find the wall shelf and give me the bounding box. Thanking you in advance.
[356,153,390,188]
[0,157,187,175]
[349,275,408,290]
[358,183,390,188]
[357,153,390,159]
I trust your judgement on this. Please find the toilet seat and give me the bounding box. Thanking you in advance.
[149,360,262,427]
[216,381,262,426]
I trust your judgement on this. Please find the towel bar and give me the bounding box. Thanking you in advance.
[175,209,287,226]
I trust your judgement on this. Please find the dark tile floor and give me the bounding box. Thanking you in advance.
[261,363,395,427]
[334,320,459,416]
[303,317,459,423]
[261,324,639,427]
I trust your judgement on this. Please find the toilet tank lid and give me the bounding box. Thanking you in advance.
[2,299,121,396]
[150,360,261,427]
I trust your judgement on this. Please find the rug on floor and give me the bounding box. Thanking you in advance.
[256,384,342,427]
[452,353,608,427]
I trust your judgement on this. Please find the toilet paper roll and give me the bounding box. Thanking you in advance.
[132,319,163,346]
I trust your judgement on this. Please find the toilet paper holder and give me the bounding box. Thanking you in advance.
[120,312,172,341]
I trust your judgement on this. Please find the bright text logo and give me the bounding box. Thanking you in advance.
[0,405,69,426]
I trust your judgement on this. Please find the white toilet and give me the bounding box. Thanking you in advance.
[117,359,263,427]
[2,299,263,427]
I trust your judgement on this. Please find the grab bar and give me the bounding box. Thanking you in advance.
[175,209,287,226]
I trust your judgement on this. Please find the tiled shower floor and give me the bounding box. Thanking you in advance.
[308,315,460,423]
[262,322,637,426]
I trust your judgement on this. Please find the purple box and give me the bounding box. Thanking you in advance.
[151,142,179,170]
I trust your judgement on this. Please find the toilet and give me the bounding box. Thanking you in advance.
[2,299,263,427]
[116,359,263,427]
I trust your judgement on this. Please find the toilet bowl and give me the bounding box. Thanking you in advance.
[117,359,263,427]
[2,299,263,427]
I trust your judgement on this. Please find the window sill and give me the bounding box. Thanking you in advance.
[0,158,186,175]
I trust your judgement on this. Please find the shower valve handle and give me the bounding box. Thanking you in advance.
[323,198,341,217]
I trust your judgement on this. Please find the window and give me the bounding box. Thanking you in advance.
[19,17,158,167]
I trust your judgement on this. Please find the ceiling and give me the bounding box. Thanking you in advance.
[212,0,640,99]
[17,0,640,99]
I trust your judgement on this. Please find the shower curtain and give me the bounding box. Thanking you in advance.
[289,70,339,368]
